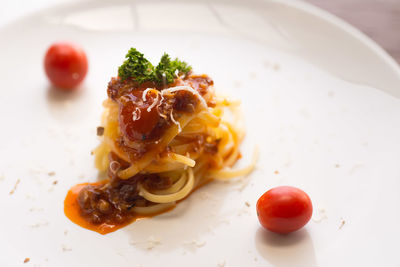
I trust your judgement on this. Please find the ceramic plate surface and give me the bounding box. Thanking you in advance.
[1,0,400,266]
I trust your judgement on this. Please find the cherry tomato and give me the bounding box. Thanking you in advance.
[44,42,88,90]
[256,186,313,234]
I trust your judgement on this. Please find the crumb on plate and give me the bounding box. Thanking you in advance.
[272,63,280,71]
[183,239,206,249]
[312,208,328,223]
[97,126,105,136]
[30,221,49,228]
[339,218,346,229]
[62,244,72,252]
[9,179,20,195]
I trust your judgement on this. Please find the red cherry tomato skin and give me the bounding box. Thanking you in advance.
[44,42,88,90]
[256,186,313,234]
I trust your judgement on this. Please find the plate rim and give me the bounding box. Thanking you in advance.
[1,0,399,78]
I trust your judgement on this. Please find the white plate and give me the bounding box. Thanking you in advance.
[1,0,400,266]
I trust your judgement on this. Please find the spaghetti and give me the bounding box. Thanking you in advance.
[64,49,255,234]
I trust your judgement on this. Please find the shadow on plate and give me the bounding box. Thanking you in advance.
[255,227,317,267]
[46,84,85,102]
[122,181,232,252]
[46,84,93,122]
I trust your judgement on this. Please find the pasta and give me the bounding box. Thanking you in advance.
[92,78,252,206]
[64,49,256,234]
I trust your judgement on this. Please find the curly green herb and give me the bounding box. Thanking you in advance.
[118,48,154,83]
[118,48,191,85]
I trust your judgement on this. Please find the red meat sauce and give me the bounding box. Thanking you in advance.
[108,74,215,162]
[64,154,173,235]
[65,75,217,234]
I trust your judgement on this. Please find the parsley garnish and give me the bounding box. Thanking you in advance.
[118,48,192,85]
[118,48,154,84]
[153,53,192,85]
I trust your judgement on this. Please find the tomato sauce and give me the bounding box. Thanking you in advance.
[64,182,174,235]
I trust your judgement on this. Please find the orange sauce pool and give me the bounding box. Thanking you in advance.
[64,178,212,235]
[64,183,174,235]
